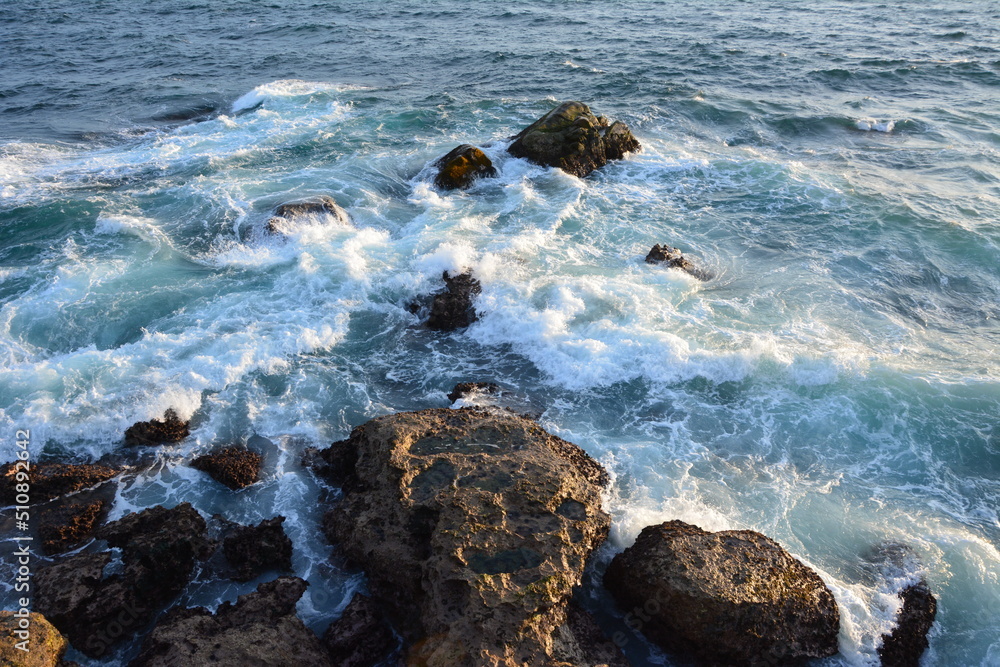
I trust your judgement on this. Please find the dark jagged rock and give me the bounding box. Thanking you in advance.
[508,101,640,178]
[604,520,840,666]
[433,144,498,190]
[123,409,190,446]
[426,270,481,331]
[447,381,501,404]
[223,516,293,582]
[552,603,630,667]
[878,581,937,667]
[645,244,712,280]
[34,503,214,657]
[0,611,69,667]
[191,446,262,490]
[317,407,612,666]
[0,461,123,505]
[266,195,350,235]
[322,593,397,667]
[130,576,331,667]
[38,498,108,555]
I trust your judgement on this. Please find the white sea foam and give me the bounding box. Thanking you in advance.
[856,118,896,132]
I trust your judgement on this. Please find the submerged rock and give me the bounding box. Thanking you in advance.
[322,593,397,667]
[604,520,840,666]
[191,446,263,490]
[868,543,937,667]
[266,195,350,235]
[223,516,293,582]
[0,611,68,667]
[426,270,481,331]
[0,461,123,505]
[433,144,498,190]
[130,576,331,667]
[447,381,501,404]
[124,409,190,446]
[34,503,213,657]
[644,244,712,280]
[508,101,640,178]
[317,407,613,666]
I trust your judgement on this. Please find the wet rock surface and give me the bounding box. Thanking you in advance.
[322,593,398,667]
[0,461,123,505]
[266,195,350,234]
[0,611,69,667]
[426,270,481,331]
[316,407,613,666]
[123,409,190,446]
[447,381,501,404]
[604,520,840,666]
[191,446,262,490]
[222,516,294,582]
[508,101,640,178]
[434,144,498,190]
[34,503,214,657]
[878,581,937,667]
[38,496,109,555]
[130,576,331,667]
[644,244,712,280]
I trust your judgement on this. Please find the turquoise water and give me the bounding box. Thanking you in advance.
[1,1,999,664]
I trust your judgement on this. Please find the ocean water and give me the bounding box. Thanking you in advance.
[1,1,999,664]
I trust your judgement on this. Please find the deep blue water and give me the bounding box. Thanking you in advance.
[1,1,999,665]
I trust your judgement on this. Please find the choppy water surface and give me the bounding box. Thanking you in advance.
[1,1,999,664]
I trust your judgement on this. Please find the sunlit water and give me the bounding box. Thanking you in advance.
[1,1,998,665]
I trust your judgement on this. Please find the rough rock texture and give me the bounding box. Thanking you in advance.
[878,581,937,667]
[38,498,108,555]
[191,447,262,490]
[0,461,122,505]
[426,270,481,331]
[223,516,293,582]
[317,407,613,667]
[434,144,498,190]
[0,611,69,667]
[266,195,350,234]
[124,409,190,446]
[322,593,397,667]
[508,101,640,178]
[34,503,213,657]
[604,520,840,666]
[645,244,712,280]
[130,576,332,667]
[447,382,501,404]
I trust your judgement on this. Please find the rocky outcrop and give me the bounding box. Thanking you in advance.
[130,576,331,667]
[322,593,397,667]
[604,520,840,666]
[426,270,481,331]
[191,447,262,490]
[508,101,640,178]
[0,611,69,667]
[0,461,123,505]
[645,244,712,280]
[34,503,214,657]
[266,195,350,234]
[38,497,108,555]
[124,409,190,446]
[447,381,501,404]
[878,581,937,667]
[223,516,293,582]
[316,407,614,667]
[434,144,498,190]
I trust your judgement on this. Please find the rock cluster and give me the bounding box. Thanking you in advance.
[604,520,841,666]
[434,144,497,190]
[124,409,190,446]
[131,577,331,667]
[191,446,263,490]
[315,407,618,666]
[426,270,481,331]
[508,101,640,178]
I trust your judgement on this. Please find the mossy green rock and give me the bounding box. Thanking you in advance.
[0,612,68,667]
[508,101,640,177]
[434,144,497,190]
[317,407,622,667]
